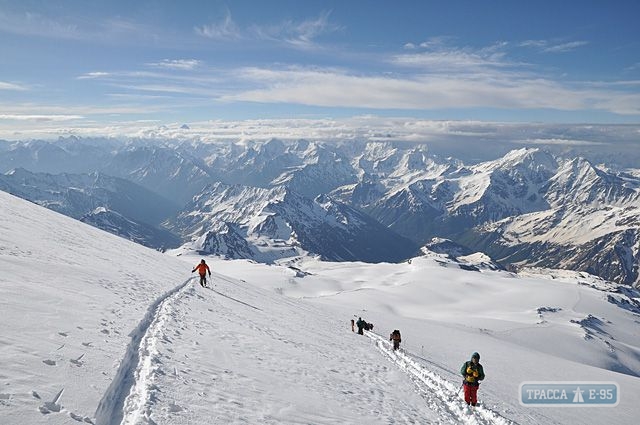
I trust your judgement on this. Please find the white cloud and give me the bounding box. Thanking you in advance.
[0,10,81,39]
[592,92,640,115]
[390,40,515,73]
[106,93,173,100]
[1,117,637,171]
[583,80,640,88]
[418,36,455,49]
[147,59,202,71]
[0,103,168,116]
[77,72,111,80]
[68,43,640,118]
[195,11,241,40]
[220,66,605,112]
[391,49,511,71]
[520,39,589,53]
[0,10,164,45]
[195,10,339,48]
[0,114,83,122]
[112,83,211,96]
[0,81,28,91]
[74,69,227,98]
[516,138,606,147]
[77,70,184,81]
[274,10,339,47]
[543,41,589,53]
[206,32,636,117]
[519,40,547,48]
[624,62,640,72]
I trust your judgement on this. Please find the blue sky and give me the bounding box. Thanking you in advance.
[0,0,639,138]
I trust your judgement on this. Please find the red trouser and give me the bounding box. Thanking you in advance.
[463,383,479,406]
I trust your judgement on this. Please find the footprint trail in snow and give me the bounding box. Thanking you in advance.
[367,331,516,425]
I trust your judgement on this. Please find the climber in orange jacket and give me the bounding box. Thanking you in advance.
[192,259,211,287]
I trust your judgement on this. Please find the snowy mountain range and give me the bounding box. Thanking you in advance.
[0,168,181,249]
[0,137,638,286]
[459,155,640,285]
[169,182,418,263]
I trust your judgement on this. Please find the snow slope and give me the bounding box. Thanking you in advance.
[1,189,639,424]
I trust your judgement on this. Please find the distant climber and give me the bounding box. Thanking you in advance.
[356,317,366,335]
[389,329,401,350]
[460,352,485,406]
[192,259,211,287]
[351,319,355,332]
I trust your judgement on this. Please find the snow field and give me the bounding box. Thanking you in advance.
[2,190,640,424]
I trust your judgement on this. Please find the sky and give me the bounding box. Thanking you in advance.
[2,188,640,424]
[0,0,639,139]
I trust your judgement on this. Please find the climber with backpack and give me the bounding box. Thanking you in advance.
[389,329,401,350]
[460,352,485,406]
